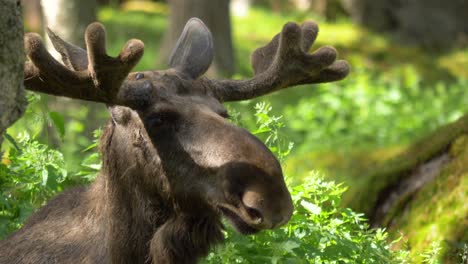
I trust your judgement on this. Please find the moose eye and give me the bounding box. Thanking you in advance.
[135,73,145,80]
[146,111,179,128]
[147,115,163,127]
[219,111,230,119]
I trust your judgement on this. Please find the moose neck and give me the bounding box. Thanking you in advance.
[96,116,224,263]
[96,120,168,262]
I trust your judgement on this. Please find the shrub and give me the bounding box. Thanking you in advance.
[204,172,408,263]
[0,133,68,237]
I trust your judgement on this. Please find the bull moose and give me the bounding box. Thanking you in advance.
[0,18,349,263]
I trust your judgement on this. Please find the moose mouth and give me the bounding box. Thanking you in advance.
[218,206,260,235]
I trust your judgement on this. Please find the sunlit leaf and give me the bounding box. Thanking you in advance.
[49,111,65,139]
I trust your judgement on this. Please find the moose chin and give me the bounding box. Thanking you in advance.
[0,18,349,264]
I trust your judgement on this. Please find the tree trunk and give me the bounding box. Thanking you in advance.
[159,0,235,77]
[41,0,97,48]
[0,0,27,149]
[343,0,468,50]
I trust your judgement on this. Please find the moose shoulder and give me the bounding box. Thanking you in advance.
[0,19,349,264]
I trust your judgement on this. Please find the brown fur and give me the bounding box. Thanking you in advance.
[0,114,220,263]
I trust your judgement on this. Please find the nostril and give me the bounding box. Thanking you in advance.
[246,207,263,224]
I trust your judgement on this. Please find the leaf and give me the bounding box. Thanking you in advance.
[41,169,48,186]
[49,111,65,138]
[86,163,102,170]
[3,133,21,152]
[282,240,300,253]
[301,200,322,215]
[82,142,98,152]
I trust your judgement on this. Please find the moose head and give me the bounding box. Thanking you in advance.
[17,18,349,263]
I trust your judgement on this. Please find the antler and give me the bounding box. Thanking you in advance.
[209,21,349,102]
[24,22,145,107]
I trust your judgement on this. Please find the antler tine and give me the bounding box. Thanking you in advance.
[24,22,145,106]
[209,21,350,102]
[84,23,144,92]
[24,33,92,96]
[46,27,88,71]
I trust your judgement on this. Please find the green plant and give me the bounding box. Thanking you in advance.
[421,240,443,264]
[252,102,294,162]
[0,133,68,237]
[459,243,468,264]
[0,127,102,238]
[204,172,407,263]
[283,72,468,153]
[76,129,102,182]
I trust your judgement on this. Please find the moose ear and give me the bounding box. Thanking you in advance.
[168,18,214,79]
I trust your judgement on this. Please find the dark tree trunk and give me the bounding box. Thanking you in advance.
[0,0,27,149]
[342,0,468,50]
[159,0,235,77]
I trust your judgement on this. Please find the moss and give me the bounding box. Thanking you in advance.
[438,50,468,79]
[330,115,468,263]
[350,114,468,215]
[388,135,468,263]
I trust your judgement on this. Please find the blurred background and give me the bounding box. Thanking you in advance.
[3,0,468,262]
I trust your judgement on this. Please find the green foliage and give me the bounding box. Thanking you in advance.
[49,111,66,139]
[76,129,102,182]
[420,240,443,264]
[7,92,107,173]
[0,133,67,237]
[205,171,408,263]
[282,70,468,152]
[458,244,468,264]
[99,7,167,70]
[252,102,293,161]
[0,129,101,238]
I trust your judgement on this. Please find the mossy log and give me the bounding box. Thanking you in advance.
[356,114,468,262]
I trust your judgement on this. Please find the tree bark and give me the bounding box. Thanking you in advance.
[0,0,27,149]
[159,0,235,77]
